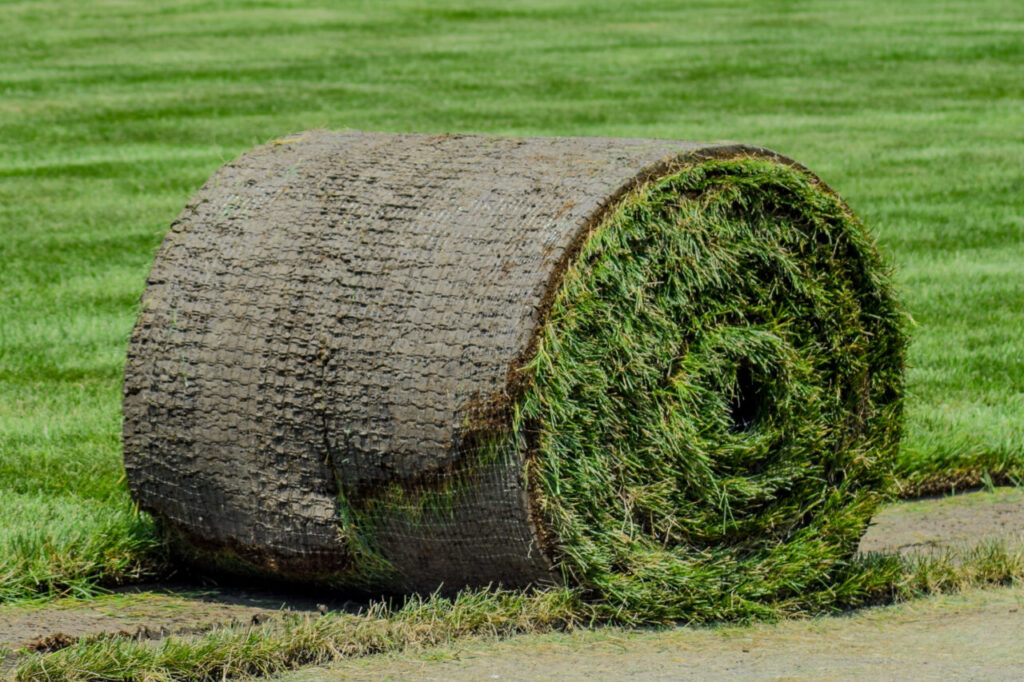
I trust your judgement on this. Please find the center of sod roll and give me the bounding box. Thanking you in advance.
[728,362,763,432]
[515,158,905,622]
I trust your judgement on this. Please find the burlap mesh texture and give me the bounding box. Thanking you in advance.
[123,130,897,594]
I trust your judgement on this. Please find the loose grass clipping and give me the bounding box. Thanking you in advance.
[124,131,906,620]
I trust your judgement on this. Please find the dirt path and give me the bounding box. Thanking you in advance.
[2,487,1023,663]
[284,586,1024,681]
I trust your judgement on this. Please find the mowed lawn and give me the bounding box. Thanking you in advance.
[1,0,1022,600]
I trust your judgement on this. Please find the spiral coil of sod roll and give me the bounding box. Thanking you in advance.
[123,130,905,620]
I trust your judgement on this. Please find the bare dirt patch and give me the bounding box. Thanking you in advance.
[0,582,355,661]
[282,586,1024,681]
[858,486,1024,555]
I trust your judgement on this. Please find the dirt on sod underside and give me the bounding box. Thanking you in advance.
[2,487,1022,660]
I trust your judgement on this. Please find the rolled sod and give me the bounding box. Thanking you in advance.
[123,131,905,618]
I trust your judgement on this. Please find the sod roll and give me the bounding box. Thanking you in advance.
[124,130,905,617]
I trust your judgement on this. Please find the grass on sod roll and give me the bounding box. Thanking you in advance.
[517,158,904,620]
[13,542,1024,682]
[2,0,1023,603]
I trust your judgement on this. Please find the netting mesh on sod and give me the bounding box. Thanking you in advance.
[123,131,905,620]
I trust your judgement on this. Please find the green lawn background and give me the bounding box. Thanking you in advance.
[1,0,1022,598]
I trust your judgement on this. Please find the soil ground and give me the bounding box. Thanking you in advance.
[280,586,1024,681]
[0,583,354,659]
[2,487,1023,671]
[858,486,1024,556]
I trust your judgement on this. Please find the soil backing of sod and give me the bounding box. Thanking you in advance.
[123,131,906,620]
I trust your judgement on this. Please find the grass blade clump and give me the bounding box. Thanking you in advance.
[0,491,161,603]
[516,158,907,622]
